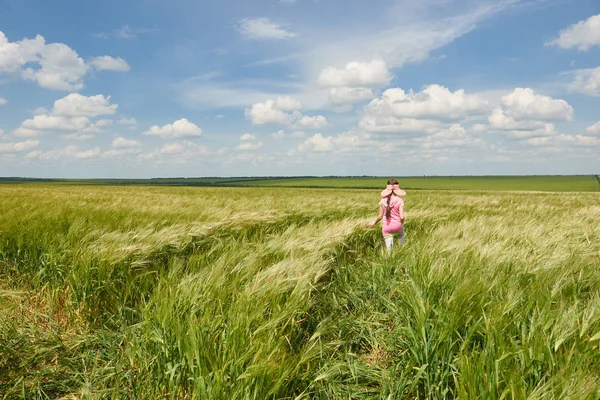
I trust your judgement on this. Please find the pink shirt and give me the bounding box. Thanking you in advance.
[379,196,404,237]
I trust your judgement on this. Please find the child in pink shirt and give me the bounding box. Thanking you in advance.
[368,178,406,253]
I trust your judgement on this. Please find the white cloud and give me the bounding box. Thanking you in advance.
[27,145,100,160]
[12,127,41,138]
[569,67,600,97]
[112,137,142,148]
[295,115,327,129]
[291,131,306,138]
[95,119,113,128]
[318,59,392,88]
[76,148,101,159]
[0,97,6,105]
[500,88,573,121]
[22,115,91,131]
[547,14,600,51]
[420,124,484,149]
[21,42,88,91]
[271,130,286,139]
[0,30,129,91]
[236,133,263,151]
[360,115,439,134]
[118,117,138,125]
[488,108,547,131]
[275,96,302,111]
[52,93,118,117]
[359,85,488,134]
[238,18,297,40]
[298,133,334,152]
[89,56,130,72]
[329,87,374,105]
[236,142,263,151]
[524,134,600,147]
[161,143,186,155]
[143,118,203,138]
[0,140,39,153]
[366,85,489,121]
[245,99,295,125]
[60,132,94,141]
[586,121,600,135]
[240,133,256,141]
[101,148,141,159]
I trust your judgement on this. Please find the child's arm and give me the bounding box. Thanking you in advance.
[367,206,385,227]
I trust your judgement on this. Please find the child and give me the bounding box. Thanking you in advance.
[367,179,406,253]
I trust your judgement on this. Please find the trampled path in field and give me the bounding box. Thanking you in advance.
[1,185,600,399]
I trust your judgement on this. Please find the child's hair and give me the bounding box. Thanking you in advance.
[385,178,399,219]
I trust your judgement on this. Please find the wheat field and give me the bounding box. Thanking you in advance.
[1,185,600,399]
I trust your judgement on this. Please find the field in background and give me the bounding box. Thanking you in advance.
[237,175,600,191]
[2,175,599,192]
[1,185,600,398]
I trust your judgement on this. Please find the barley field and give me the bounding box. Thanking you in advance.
[1,185,600,399]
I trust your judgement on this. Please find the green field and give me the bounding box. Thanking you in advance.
[2,175,599,192]
[1,185,600,399]
[237,175,600,191]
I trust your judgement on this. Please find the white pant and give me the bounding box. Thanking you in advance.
[385,231,406,253]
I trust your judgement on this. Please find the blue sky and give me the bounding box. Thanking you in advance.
[0,0,599,178]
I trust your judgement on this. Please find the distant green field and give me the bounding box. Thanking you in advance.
[1,175,598,191]
[239,175,599,192]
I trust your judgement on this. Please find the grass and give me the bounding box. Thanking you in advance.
[1,185,600,399]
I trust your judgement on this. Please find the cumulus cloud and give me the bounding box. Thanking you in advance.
[118,117,138,125]
[0,31,129,91]
[360,115,439,134]
[12,127,41,138]
[366,85,489,121]
[95,119,113,128]
[245,96,328,129]
[329,87,374,105]
[524,134,600,147]
[275,96,302,111]
[569,67,600,97]
[143,118,203,138]
[0,140,39,153]
[22,115,91,131]
[236,133,263,151]
[488,108,547,131]
[500,88,573,121]
[238,18,297,40]
[359,85,488,134]
[52,93,118,117]
[26,145,100,160]
[0,97,6,105]
[586,121,600,135]
[245,99,297,125]
[160,143,186,155]
[295,115,327,129]
[89,56,130,72]
[420,124,484,149]
[547,14,600,51]
[297,133,334,152]
[101,148,141,159]
[271,130,286,139]
[112,137,142,148]
[318,59,392,88]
